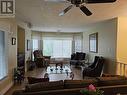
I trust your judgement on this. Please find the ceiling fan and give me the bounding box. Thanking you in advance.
[45,0,117,16]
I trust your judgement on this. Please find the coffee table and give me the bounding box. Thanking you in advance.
[45,66,74,81]
[47,66,71,74]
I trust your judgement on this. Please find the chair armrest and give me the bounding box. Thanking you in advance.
[36,57,45,59]
[43,56,51,59]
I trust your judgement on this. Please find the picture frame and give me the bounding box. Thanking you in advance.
[12,37,16,45]
[89,33,98,53]
[27,40,31,51]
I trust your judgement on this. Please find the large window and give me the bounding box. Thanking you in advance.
[0,31,7,80]
[43,38,72,58]
[32,39,39,51]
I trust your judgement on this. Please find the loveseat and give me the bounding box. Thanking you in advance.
[13,75,127,95]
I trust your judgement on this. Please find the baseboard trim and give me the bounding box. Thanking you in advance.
[0,82,13,95]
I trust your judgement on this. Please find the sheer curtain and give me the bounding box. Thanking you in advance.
[0,31,7,80]
[43,37,72,58]
[73,34,83,53]
[32,32,83,58]
[32,32,42,51]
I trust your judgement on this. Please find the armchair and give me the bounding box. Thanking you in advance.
[88,56,100,68]
[70,52,86,67]
[33,50,51,68]
[82,56,104,79]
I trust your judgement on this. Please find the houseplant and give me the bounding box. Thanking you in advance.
[80,84,104,95]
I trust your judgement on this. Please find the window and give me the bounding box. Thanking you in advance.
[89,33,98,53]
[0,31,7,80]
[75,39,82,52]
[32,39,39,51]
[74,35,82,52]
[43,39,72,58]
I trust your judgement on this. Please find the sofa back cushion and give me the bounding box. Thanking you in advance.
[64,79,98,89]
[71,53,76,60]
[25,80,64,92]
[97,76,127,86]
[76,52,86,60]
[27,77,49,84]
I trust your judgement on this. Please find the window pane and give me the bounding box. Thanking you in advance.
[43,40,53,56]
[53,40,62,58]
[32,39,39,50]
[0,31,6,80]
[75,39,82,52]
[62,40,72,57]
[43,39,72,58]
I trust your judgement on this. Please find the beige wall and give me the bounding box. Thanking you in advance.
[0,19,32,94]
[83,18,117,74]
[117,17,127,64]
[0,19,17,94]
[17,20,32,72]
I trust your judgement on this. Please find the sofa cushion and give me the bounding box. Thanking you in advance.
[97,76,127,86]
[25,80,64,92]
[64,78,98,89]
[27,77,49,84]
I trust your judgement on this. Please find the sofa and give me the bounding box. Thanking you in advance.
[70,52,86,67]
[13,75,127,95]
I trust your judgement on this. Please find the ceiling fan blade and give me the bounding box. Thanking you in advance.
[85,0,117,3]
[59,5,73,16]
[80,5,92,16]
[45,0,66,2]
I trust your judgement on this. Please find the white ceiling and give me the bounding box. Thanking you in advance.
[16,0,127,32]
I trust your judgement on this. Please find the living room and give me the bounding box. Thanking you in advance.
[0,0,127,95]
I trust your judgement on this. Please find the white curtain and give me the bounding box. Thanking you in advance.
[73,34,83,53]
[32,32,83,58]
[43,37,72,58]
[32,32,42,51]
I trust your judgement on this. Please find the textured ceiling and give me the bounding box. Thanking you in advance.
[16,0,127,32]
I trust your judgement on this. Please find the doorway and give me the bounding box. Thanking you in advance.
[17,26,25,72]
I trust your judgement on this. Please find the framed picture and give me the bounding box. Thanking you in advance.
[27,40,31,51]
[89,33,98,53]
[12,37,16,45]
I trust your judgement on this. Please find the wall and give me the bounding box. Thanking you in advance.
[83,18,117,74]
[0,19,32,94]
[0,19,17,95]
[117,17,127,64]
[16,20,32,72]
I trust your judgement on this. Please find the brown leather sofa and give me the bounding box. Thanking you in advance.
[13,75,127,95]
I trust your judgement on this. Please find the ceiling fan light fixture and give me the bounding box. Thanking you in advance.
[46,0,117,16]
[59,12,64,16]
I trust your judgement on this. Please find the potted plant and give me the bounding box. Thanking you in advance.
[80,84,104,95]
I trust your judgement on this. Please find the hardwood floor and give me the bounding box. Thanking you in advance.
[5,64,83,95]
